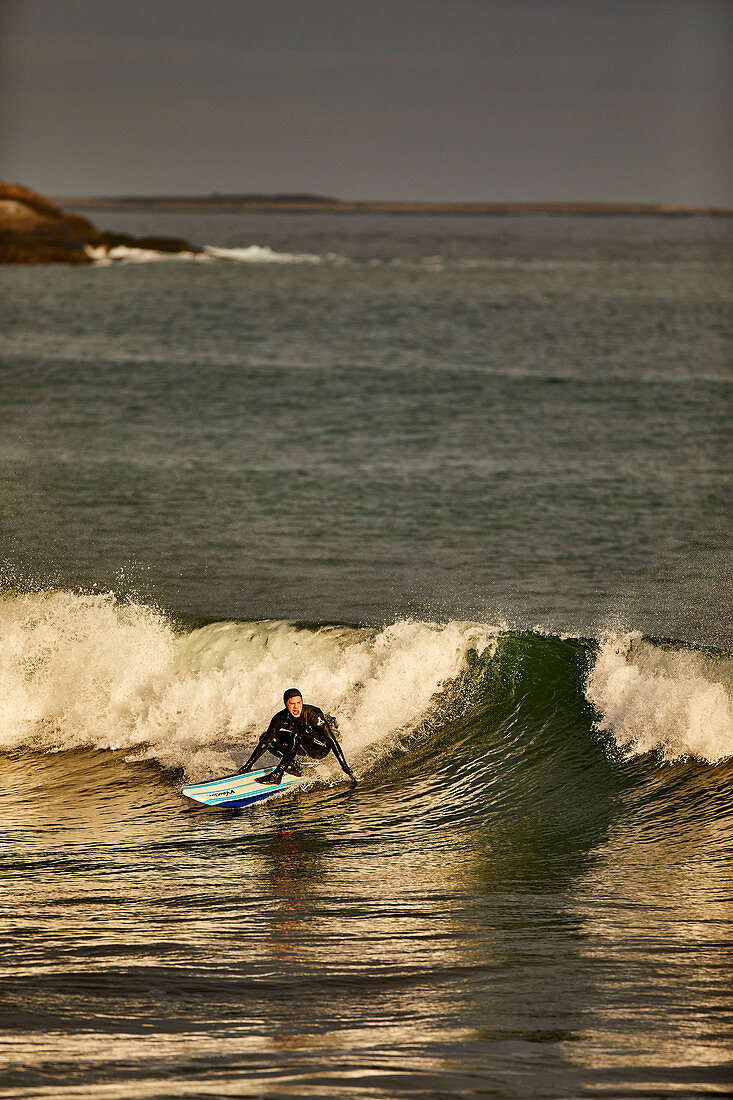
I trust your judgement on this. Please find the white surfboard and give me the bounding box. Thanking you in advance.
[181,767,303,809]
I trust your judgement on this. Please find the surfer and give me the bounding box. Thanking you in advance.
[240,688,357,784]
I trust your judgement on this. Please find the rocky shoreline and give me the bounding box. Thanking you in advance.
[0,181,200,264]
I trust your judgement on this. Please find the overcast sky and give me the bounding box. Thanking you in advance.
[2,0,731,203]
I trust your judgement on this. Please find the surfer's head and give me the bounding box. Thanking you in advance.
[283,688,303,717]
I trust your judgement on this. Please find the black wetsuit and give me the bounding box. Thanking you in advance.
[242,704,355,781]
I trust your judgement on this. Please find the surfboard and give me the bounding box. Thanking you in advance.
[181,767,303,809]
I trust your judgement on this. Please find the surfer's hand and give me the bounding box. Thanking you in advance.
[347,771,357,784]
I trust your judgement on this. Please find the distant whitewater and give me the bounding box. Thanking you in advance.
[84,243,341,265]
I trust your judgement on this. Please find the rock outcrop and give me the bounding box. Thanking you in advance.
[0,181,201,263]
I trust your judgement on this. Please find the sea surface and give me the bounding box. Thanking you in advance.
[1,213,732,1098]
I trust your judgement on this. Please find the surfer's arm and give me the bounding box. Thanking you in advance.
[240,719,277,773]
[325,729,357,783]
[311,707,357,782]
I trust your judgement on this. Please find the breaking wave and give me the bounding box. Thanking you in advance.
[1,592,731,811]
[0,590,495,779]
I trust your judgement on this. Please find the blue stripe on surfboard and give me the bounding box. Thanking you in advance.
[204,787,293,809]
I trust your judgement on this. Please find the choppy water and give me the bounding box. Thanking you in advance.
[1,214,732,1098]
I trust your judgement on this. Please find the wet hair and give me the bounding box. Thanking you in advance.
[283,688,303,705]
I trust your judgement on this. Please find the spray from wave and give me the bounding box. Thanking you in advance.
[586,631,733,764]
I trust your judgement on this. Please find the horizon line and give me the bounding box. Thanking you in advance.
[55,194,733,216]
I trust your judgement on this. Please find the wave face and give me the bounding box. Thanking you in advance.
[2,592,731,804]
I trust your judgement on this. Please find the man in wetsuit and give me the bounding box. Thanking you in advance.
[240,688,357,784]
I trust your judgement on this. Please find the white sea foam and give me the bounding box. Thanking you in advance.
[203,244,325,264]
[85,245,204,265]
[0,591,495,781]
[586,631,733,763]
[85,243,330,265]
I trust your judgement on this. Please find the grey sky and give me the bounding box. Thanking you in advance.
[2,0,731,202]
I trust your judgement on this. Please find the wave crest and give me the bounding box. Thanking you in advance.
[586,632,733,763]
[0,591,173,751]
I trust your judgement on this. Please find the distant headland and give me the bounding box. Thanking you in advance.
[59,193,732,216]
[2,180,731,264]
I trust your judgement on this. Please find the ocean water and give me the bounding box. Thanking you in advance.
[1,213,732,1098]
